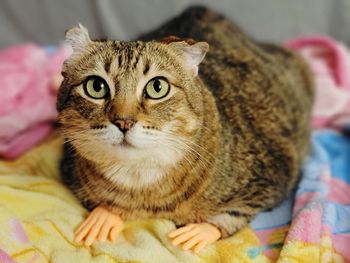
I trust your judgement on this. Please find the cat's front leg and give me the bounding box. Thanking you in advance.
[168,223,221,253]
[207,212,251,237]
[74,205,124,246]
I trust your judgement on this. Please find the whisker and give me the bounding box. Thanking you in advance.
[156,130,228,177]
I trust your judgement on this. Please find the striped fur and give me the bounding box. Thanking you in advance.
[58,7,314,238]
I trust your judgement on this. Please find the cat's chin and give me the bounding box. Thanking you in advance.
[111,143,182,167]
[111,139,134,148]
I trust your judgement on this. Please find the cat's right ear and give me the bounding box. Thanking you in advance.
[65,24,91,53]
[166,38,209,77]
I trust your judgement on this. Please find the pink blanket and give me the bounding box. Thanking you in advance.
[286,36,350,129]
[0,44,70,159]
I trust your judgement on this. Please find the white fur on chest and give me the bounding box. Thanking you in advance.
[102,162,166,188]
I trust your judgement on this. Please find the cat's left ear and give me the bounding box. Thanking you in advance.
[65,24,91,54]
[168,40,209,76]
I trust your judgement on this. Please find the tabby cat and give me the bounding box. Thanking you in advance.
[57,7,313,252]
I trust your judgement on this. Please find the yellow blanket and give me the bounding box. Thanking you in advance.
[0,133,298,263]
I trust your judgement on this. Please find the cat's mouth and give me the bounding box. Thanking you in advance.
[120,139,132,147]
[112,138,134,148]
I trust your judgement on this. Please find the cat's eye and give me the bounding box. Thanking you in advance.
[83,76,109,99]
[144,77,170,100]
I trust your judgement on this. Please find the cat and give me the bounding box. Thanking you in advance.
[57,6,314,252]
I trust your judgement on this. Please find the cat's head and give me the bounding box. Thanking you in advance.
[57,24,209,168]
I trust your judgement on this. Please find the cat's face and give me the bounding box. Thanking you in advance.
[58,25,209,167]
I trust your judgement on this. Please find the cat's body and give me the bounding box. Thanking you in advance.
[58,7,313,238]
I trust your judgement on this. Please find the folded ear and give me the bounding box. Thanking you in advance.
[65,24,91,53]
[167,39,209,76]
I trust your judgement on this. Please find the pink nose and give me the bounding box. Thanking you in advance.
[112,119,135,133]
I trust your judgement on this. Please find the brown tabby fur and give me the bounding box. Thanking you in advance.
[58,7,314,237]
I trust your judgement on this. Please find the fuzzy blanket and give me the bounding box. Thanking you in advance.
[0,131,349,263]
[0,36,350,262]
[0,44,70,160]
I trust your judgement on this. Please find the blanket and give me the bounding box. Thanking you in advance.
[0,132,349,263]
[0,36,350,262]
[0,44,70,160]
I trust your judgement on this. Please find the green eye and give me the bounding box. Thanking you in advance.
[145,77,170,99]
[83,76,109,99]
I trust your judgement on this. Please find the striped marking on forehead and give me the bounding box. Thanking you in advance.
[83,40,152,102]
[111,41,147,71]
[104,56,112,73]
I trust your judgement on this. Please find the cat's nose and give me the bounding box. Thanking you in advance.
[112,119,135,133]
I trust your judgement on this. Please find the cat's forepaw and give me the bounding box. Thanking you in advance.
[74,205,124,246]
[168,223,221,253]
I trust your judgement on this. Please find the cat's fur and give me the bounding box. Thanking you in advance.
[58,7,314,237]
